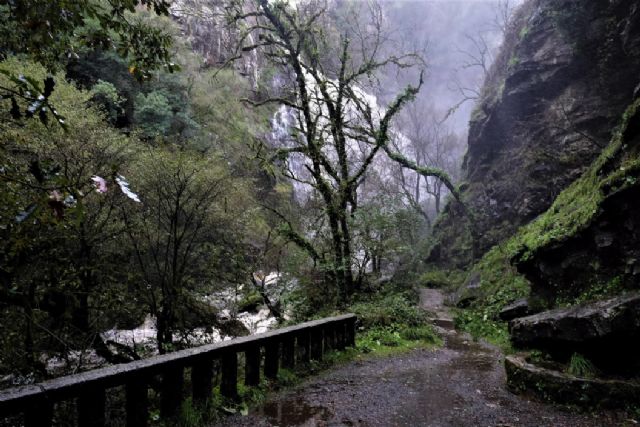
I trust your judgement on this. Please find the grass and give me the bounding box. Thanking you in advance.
[566,353,597,378]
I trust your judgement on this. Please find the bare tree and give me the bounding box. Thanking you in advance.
[492,0,517,36]
[123,150,228,354]
[227,0,459,302]
[393,101,463,223]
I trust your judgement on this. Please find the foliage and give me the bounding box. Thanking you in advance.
[418,269,466,290]
[90,79,125,123]
[351,293,427,330]
[0,0,175,76]
[454,309,511,350]
[134,91,174,137]
[0,58,137,373]
[556,276,624,307]
[123,148,250,353]
[349,291,441,355]
[0,0,176,128]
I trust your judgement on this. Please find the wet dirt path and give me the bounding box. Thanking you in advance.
[215,289,628,427]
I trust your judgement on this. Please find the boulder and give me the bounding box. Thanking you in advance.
[499,298,533,321]
[448,272,483,308]
[509,292,640,373]
[505,354,640,408]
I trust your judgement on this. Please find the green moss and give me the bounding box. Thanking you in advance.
[556,275,625,307]
[507,55,520,69]
[454,99,640,345]
[236,291,263,313]
[512,98,640,264]
[497,80,506,98]
[418,269,466,290]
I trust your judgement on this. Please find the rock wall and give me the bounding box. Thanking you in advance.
[170,0,261,87]
[513,98,640,304]
[429,0,640,268]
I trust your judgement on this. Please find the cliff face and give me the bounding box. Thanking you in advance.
[170,0,261,86]
[513,99,640,304]
[429,0,640,268]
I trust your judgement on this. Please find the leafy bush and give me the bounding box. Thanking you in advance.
[349,291,441,356]
[418,269,466,290]
[454,309,510,350]
[350,293,427,330]
[400,325,438,342]
[90,79,124,123]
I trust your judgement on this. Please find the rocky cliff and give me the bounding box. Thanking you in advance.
[429,0,640,268]
[513,98,640,305]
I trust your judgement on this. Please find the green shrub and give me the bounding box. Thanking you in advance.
[351,293,427,330]
[400,326,438,342]
[418,269,466,290]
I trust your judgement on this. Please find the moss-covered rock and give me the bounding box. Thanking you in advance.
[429,0,640,269]
[505,354,640,408]
[512,98,640,304]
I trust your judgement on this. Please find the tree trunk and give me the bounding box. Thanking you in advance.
[339,214,355,296]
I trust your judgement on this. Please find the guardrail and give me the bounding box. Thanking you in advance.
[0,314,357,427]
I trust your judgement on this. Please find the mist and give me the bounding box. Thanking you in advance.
[379,0,524,137]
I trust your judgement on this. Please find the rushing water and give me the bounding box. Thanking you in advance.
[37,274,287,378]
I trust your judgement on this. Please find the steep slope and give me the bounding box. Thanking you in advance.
[429,0,640,268]
[512,99,640,305]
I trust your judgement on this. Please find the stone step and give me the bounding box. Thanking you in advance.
[432,317,455,329]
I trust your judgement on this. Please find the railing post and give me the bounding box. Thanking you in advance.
[297,331,310,363]
[324,324,335,351]
[245,344,261,386]
[346,317,356,347]
[25,397,53,427]
[160,365,184,419]
[336,321,346,350]
[220,352,238,399]
[78,388,106,427]
[281,335,295,369]
[264,338,280,380]
[0,314,359,427]
[310,327,323,361]
[126,380,148,427]
[192,358,213,405]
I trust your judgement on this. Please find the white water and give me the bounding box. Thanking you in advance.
[41,273,289,377]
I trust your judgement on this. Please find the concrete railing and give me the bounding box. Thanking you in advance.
[0,314,356,427]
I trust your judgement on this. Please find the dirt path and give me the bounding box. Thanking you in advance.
[215,290,629,427]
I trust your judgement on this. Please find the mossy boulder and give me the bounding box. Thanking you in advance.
[505,354,640,408]
[509,291,640,375]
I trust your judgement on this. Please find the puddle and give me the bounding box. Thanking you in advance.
[252,396,331,426]
[451,353,496,372]
[445,331,496,372]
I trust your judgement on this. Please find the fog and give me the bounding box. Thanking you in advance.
[379,0,525,137]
